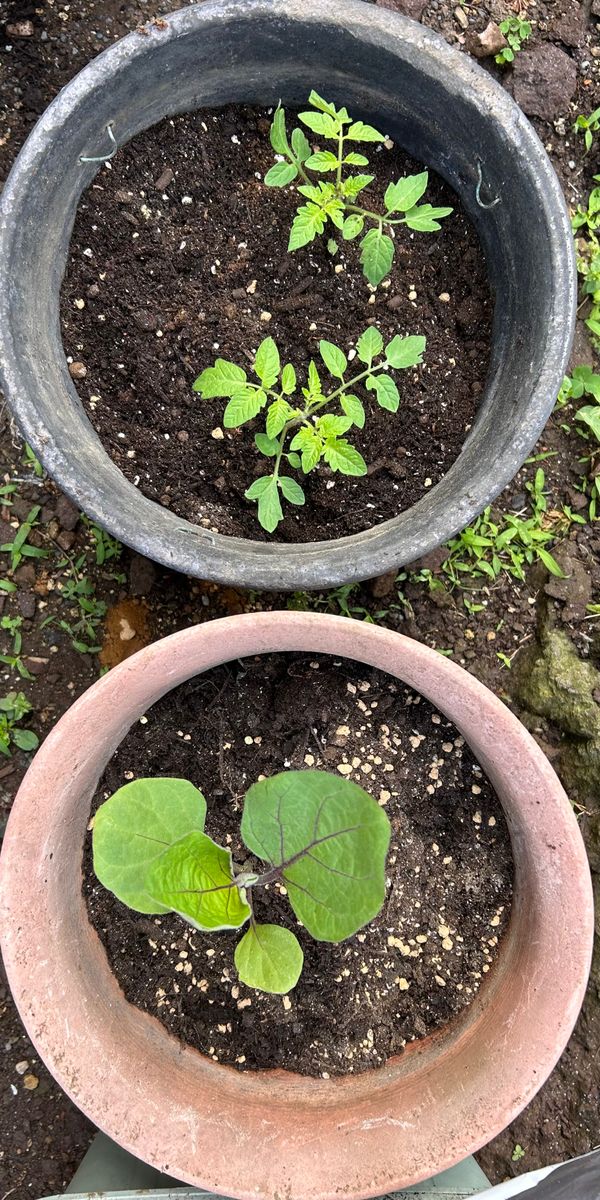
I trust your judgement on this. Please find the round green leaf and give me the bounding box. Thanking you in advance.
[359,228,394,287]
[323,439,367,476]
[146,831,251,931]
[255,337,281,388]
[340,394,365,429]
[319,340,347,379]
[241,770,391,941]
[264,162,298,188]
[93,778,207,914]
[234,924,303,994]
[356,326,384,366]
[12,728,38,752]
[281,363,297,395]
[278,477,305,505]
[255,433,279,457]
[367,373,400,412]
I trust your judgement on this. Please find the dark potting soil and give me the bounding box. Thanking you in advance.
[83,653,513,1077]
[61,104,493,542]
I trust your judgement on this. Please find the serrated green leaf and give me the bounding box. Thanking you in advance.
[298,111,338,137]
[270,106,289,155]
[305,151,339,173]
[223,388,267,428]
[327,237,339,256]
[384,171,428,213]
[296,183,322,201]
[342,214,364,241]
[257,478,284,532]
[255,337,280,388]
[241,771,391,941]
[342,174,374,199]
[307,360,323,397]
[307,91,338,116]
[266,398,295,439]
[319,340,347,379]
[193,359,247,398]
[317,413,353,437]
[235,923,303,994]
[356,326,384,365]
[245,474,275,499]
[367,373,400,412]
[344,152,369,166]
[93,778,207,914]
[291,126,311,162]
[281,363,297,395]
[385,334,426,369]
[264,161,298,188]
[255,433,280,457]
[278,477,305,505]
[403,203,453,231]
[288,205,326,251]
[359,228,394,286]
[346,120,386,143]
[146,831,251,931]
[290,426,322,473]
[323,438,367,475]
[341,394,366,428]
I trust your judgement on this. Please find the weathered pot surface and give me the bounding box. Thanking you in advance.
[0,0,575,589]
[0,613,593,1200]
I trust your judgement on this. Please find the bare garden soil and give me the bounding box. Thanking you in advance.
[1,0,599,1194]
[60,104,492,542]
[83,653,511,1076]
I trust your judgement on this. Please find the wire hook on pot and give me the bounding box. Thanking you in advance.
[80,122,118,164]
[475,160,501,210]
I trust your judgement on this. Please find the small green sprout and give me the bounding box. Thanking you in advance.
[494,18,532,65]
[574,107,600,155]
[194,329,426,533]
[0,615,34,680]
[512,1145,526,1163]
[559,366,600,443]
[93,771,391,995]
[0,691,38,757]
[572,178,600,345]
[0,506,49,572]
[264,91,452,286]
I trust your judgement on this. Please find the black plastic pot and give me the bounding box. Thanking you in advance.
[0,0,575,591]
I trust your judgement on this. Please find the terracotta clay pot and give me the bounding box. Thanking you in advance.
[0,614,593,1200]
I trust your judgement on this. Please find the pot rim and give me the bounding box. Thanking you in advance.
[0,0,576,589]
[0,613,593,1199]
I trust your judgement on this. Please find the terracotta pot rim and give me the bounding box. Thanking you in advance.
[0,612,593,1200]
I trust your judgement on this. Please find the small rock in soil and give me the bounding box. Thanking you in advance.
[375,0,427,18]
[56,530,76,552]
[466,21,507,57]
[6,20,34,36]
[544,546,592,621]
[129,553,157,597]
[550,2,585,48]
[369,569,398,599]
[510,45,577,120]
[68,361,87,380]
[55,494,80,532]
[154,167,174,191]
[16,592,35,619]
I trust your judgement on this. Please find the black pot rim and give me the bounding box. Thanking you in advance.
[0,0,576,590]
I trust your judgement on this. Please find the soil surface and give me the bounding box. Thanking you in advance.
[1,0,599,1194]
[60,105,493,541]
[83,653,512,1076]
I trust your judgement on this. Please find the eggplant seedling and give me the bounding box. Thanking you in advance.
[265,91,452,286]
[93,770,391,994]
[193,328,426,532]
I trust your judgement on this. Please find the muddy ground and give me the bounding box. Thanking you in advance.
[0,0,599,1196]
